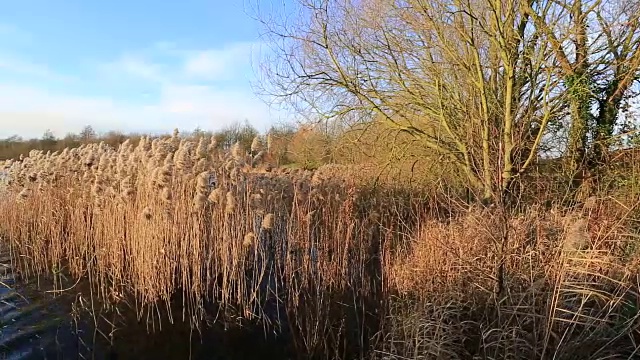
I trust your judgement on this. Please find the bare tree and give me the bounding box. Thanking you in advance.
[79,125,97,144]
[524,0,640,181]
[256,0,566,203]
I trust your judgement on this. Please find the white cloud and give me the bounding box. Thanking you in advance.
[113,55,166,82]
[182,42,256,81]
[102,41,259,84]
[0,41,282,139]
[0,54,75,82]
[0,82,275,139]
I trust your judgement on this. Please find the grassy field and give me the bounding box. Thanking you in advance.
[1,134,640,359]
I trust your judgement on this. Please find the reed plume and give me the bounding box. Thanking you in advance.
[1,132,638,360]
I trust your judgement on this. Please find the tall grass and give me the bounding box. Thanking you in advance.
[1,136,640,359]
[381,199,640,359]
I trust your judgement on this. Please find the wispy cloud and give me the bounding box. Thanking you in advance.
[0,41,279,139]
[182,42,257,81]
[0,54,75,82]
[100,54,168,83]
[0,83,273,138]
[102,41,259,84]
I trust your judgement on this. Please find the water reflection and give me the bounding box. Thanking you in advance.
[0,251,103,359]
[0,247,292,360]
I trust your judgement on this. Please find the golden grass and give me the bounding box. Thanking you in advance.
[381,200,640,359]
[1,136,640,359]
[0,136,389,356]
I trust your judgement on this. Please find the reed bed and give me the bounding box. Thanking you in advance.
[0,135,403,358]
[1,135,640,359]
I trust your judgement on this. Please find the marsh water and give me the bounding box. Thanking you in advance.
[0,244,292,360]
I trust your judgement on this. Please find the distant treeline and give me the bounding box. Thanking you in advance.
[1,127,131,161]
[0,122,303,168]
[0,120,388,172]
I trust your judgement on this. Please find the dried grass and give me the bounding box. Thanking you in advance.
[1,137,640,359]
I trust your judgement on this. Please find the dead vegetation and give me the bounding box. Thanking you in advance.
[1,134,640,359]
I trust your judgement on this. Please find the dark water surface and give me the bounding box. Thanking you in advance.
[0,245,292,360]
[0,249,101,359]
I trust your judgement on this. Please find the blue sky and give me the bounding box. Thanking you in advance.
[0,0,291,139]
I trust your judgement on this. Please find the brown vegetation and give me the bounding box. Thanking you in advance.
[1,0,640,358]
[1,132,640,358]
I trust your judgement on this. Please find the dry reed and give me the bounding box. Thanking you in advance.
[1,136,640,359]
